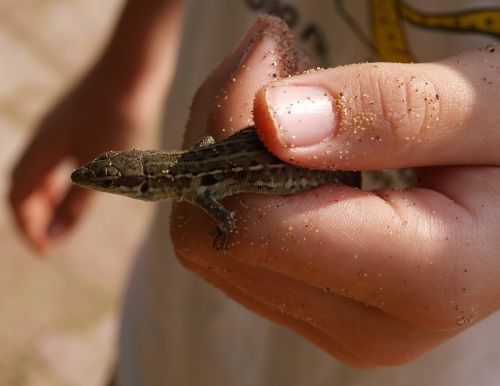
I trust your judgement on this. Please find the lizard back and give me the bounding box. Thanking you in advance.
[169,127,360,200]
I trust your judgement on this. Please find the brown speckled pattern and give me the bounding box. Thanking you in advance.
[72,127,360,241]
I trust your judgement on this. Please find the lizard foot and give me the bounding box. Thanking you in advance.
[213,227,230,250]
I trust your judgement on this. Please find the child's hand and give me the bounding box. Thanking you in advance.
[171,16,500,367]
[9,66,150,251]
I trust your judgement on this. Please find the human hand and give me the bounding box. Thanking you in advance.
[10,0,181,252]
[9,66,151,251]
[171,16,500,367]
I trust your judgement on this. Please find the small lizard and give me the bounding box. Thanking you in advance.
[71,127,360,248]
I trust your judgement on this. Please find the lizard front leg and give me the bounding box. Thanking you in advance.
[191,135,216,149]
[190,190,235,249]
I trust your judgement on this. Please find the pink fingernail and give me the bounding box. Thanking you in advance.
[265,85,337,147]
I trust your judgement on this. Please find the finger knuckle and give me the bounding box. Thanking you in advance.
[374,71,436,141]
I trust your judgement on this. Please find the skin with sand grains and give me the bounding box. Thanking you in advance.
[172,17,500,367]
[8,1,500,370]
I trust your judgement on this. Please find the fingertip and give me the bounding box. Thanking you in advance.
[31,238,50,255]
[253,87,280,151]
[17,196,52,252]
[13,210,50,255]
[253,81,350,172]
[184,16,275,144]
[206,16,305,140]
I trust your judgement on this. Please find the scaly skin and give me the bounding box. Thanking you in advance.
[71,127,361,247]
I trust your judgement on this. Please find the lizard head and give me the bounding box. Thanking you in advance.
[71,150,161,200]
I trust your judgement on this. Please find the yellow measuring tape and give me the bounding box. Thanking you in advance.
[369,0,500,62]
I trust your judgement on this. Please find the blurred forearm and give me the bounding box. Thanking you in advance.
[93,0,184,114]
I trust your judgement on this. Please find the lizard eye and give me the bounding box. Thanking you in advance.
[96,153,108,161]
[140,182,149,193]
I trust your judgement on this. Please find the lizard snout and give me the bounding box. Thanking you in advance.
[71,166,92,186]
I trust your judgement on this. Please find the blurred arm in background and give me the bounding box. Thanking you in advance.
[9,0,183,251]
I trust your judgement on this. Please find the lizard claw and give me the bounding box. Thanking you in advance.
[213,227,230,250]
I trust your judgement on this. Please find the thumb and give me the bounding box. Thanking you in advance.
[254,45,500,170]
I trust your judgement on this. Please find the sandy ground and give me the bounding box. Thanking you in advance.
[0,1,155,385]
